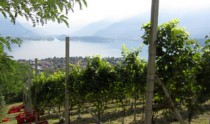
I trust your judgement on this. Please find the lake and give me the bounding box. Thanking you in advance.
[7,39,148,60]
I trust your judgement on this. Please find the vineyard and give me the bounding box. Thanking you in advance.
[0,0,209,123]
[26,20,210,123]
[1,19,210,124]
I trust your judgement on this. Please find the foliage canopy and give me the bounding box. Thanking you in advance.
[0,0,87,27]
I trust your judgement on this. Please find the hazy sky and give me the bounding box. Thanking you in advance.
[19,0,210,35]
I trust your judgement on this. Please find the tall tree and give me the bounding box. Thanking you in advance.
[0,57,32,120]
[0,0,87,26]
[142,19,201,123]
[196,37,210,104]
[0,42,20,120]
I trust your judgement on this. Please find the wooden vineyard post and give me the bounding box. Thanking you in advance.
[0,87,5,120]
[24,60,32,113]
[145,0,159,124]
[35,58,39,123]
[155,75,185,124]
[65,37,70,124]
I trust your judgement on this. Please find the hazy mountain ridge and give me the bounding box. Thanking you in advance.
[0,17,38,38]
[158,9,210,39]
[74,9,210,40]
[71,20,114,37]
[93,15,149,40]
[1,9,210,41]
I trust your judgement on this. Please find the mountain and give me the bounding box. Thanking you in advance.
[73,8,210,40]
[158,9,210,39]
[94,15,150,40]
[0,17,38,38]
[72,20,113,37]
[72,15,150,41]
[1,8,210,40]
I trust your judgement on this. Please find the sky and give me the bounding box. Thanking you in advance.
[18,0,210,35]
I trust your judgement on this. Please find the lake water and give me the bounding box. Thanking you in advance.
[7,39,148,60]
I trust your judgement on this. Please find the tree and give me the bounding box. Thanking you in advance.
[0,87,6,121]
[0,56,32,120]
[31,71,65,116]
[0,37,22,96]
[196,37,210,103]
[68,64,85,119]
[121,45,147,122]
[0,0,87,26]
[142,19,202,123]
[5,62,32,103]
[113,64,128,124]
[0,37,22,78]
[82,56,116,123]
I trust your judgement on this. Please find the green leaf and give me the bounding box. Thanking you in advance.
[205,39,210,45]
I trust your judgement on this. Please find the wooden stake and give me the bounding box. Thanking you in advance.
[155,75,185,124]
[65,37,70,124]
[145,0,159,123]
[35,58,39,123]
[24,60,32,113]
